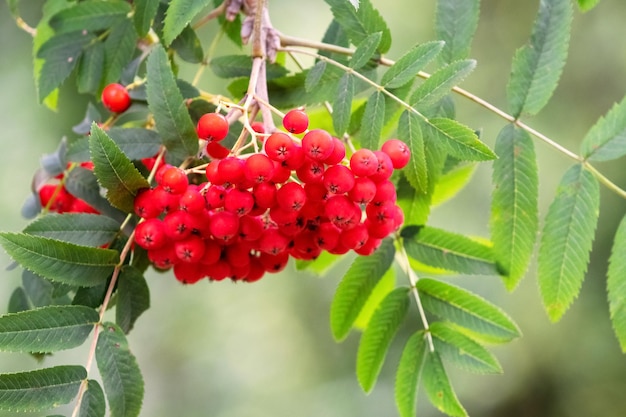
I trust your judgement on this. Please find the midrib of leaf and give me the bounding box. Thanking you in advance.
[92,131,137,198]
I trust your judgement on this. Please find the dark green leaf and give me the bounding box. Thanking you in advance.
[403,226,497,275]
[171,25,204,64]
[417,278,521,343]
[422,351,467,417]
[0,305,98,353]
[381,41,443,89]
[426,117,496,161]
[305,61,327,92]
[357,287,410,392]
[580,96,626,161]
[430,322,502,374]
[90,124,150,213]
[103,19,138,86]
[146,44,199,164]
[133,0,160,36]
[332,73,354,136]
[77,41,104,94]
[410,60,476,111]
[538,164,600,322]
[608,214,626,352]
[324,0,391,53]
[435,0,480,64]
[507,0,573,117]
[490,125,538,289]
[210,55,288,79]
[96,322,144,417]
[398,111,427,191]
[37,31,95,102]
[79,379,106,417]
[116,266,150,334]
[0,233,118,287]
[359,90,385,150]
[64,167,127,223]
[395,331,427,417]
[0,366,86,412]
[49,0,131,33]
[330,239,395,341]
[73,284,108,310]
[162,0,212,45]
[24,213,120,247]
[67,128,161,162]
[8,288,30,314]
[350,32,382,69]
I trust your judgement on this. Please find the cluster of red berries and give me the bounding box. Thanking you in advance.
[38,162,99,214]
[132,109,410,284]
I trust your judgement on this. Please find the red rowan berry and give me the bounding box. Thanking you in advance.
[135,218,167,250]
[101,83,131,113]
[348,177,377,205]
[381,139,411,169]
[205,142,230,159]
[179,188,206,213]
[282,109,309,134]
[209,211,240,241]
[244,153,275,183]
[265,132,295,161]
[296,159,325,184]
[163,210,193,240]
[369,151,394,183]
[323,165,355,194]
[252,182,277,209]
[197,113,229,141]
[175,235,206,263]
[159,167,188,194]
[224,188,255,216]
[276,182,307,212]
[350,149,378,177]
[302,129,334,161]
[174,262,203,284]
[324,137,346,165]
[200,239,222,266]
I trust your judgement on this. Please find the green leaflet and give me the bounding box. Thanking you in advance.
[171,25,204,64]
[580,95,626,162]
[435,0,480,64]
[8,288,30,314]
[0,365,86,412]
[430,322,502,374]
[23,213,120,247]
[162,0,212,46]
[332,73,355,136]
[538,164,600,322]
[49,0,131,33]
[395,331,427,417]
[490,125,538,290]
[577,0,600,12]
[0,233,118,287]
[608,214,626,352]
[209,55,288,79]
[295,251,340,276]
[96,322,144,417]
[103,18,138,86]
[381,41,443,89]
[410,60,476,111]
[396,173,431,227]
[67,128,162,162]
[79,380,106,417]
[356,287,410,392]
[305,61,327,92]
[506,0,572,118]
[324,0,392,53]
[425,117,496,161]
[90,124,150,214]
[64,167,127,223]
[22,270,72,309]
[349,32,382,69]
[359,90,386,150]
[0,305,98,353]
[115,266,150,334]
[397,111,427,192]
[422,351,467,417]
[146,44,199,165]
[354,267,396,330]
[330,239,395,341]
[77,41,104,94]
[7,0,20,17]
[417,278,521,343]
[402,226,497,275]
[133,0,160,36]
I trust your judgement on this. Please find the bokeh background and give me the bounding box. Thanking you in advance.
[1,0,626,416]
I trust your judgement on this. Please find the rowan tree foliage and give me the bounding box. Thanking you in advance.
[1,0,625,416]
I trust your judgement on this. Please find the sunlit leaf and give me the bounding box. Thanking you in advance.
[359,90,386,150]
[577,0,600,12]
[332,73,355,136]
[431,162,476,207]
[410,60,475,111]
[422,350,467,417]
[426,117,496,161]
[396,172,430,227]
[397,111,427,192]
[324,0,391,53]
[354,267,396,330]
[395,330,427,417]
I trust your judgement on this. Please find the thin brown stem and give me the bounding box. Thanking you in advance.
[192,2,227,30]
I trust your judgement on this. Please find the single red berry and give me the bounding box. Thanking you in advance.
[243,258,265,282]
[197,113,229,141]
[39,184,75,213]
[381,139,411,169]
[244,153,275,183]
[350,149,378,177]
[340,223,369,250]
[179,188,206,213]
[238,215,264,242]
[148,244,179,269]
[158,167,189,194]
[224,242,252,267]
[252,182,277,209]
[314,222,341,251]
[324,137,347,165]
[348,177,377,205]
[200,239,223,266]
[204,259,232,281]
[369,151,394,183]
[205,141,230,159]
[163,210,193,240]
[372,180,398,205]
[302,129,335,161]
[174,262,204,284]
[101,83,131,113]
[205,185,226,209]
[325,195,362,230]
[296,159,325,184]
[259,251,289,273]
[175,235,206,263]
[217,157,246,187]
[257,228,290,255]
[323,164,355,194]
[224,188,255,216]
[134,188,162,219]
[271,161,292,184]
[276,182,307,212]
[283,144,306,170]
[69,198,98,214]
[265,132,295,162]
[209,211,240,241]
[282,109,309,134]
[134,218,167,250]
[354,236,382,256]
[152,186,181,214]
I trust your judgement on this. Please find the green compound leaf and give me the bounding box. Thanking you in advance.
[89,124,150,214]
[430,322,502,374]
[7,0,20,17]
[350,31,382,69]
[395,330,427,417]
[37,31,95,102]
[577,0,600,12]
[422,350,467,417]
[115,266,150,334]
[0,365,86,412]
[381,41,443,89]
[608,214,626,352]
[49,0,131,33]
[330,239,395,341]
[410,60,475,111]
[146,44,198,165]
[79,379,106,417]
[354,267,396,330]
[417,278,521,343]
[397,173,431,227]
[435,0,480,64]
[324,0,392,53]
[506,0,572,118]
[490,125,539,290]
[0,233,118,287]
[426,117,496,161]
[403,226,497,275]
[103,18,138,86]
[359,90,386,150]
[163,0,212,46]
[0,305,98,353]
[133,0,160,36]
[23,213,120,247]
[96,322,144,417]
[209,55,288,79]
[580,96,626,162]
[332,72,355,136]
[538,164,600,322]
[77,41,104,94]
[357,287,410,393]
[397,111,427,192]
[67,128,162,162]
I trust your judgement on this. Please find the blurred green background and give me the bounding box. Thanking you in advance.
[1,0,626,416]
